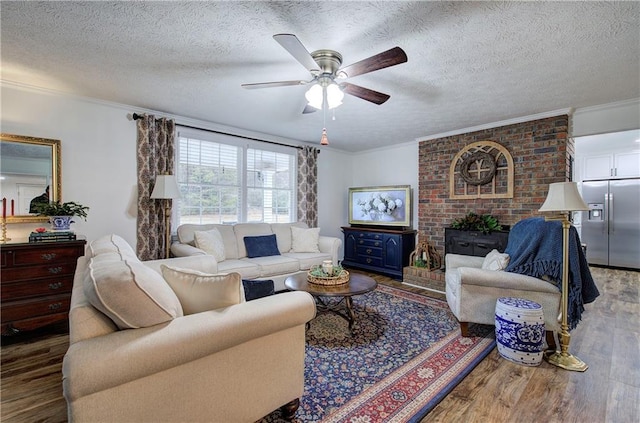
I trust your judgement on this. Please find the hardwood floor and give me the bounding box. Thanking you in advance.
[1,267,637,423]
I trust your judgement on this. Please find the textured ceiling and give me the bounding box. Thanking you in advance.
[1,1,639,152]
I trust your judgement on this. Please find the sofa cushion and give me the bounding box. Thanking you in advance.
[242,255,300,277]
[177,223,239,259]
[244,234,281,258]
[290,226,321,253]
[217,259,262,279]
[271,222,308,253]
[283,252,332,270]
[161,266,244,314]
[84,259,183,330]
[482,249,510,271]
[194,228,226,262]
[234,223,272,258]
[242,279,275,301]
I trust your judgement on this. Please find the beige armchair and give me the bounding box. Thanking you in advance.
[445,253,561,348]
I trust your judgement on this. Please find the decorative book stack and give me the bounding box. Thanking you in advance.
[29,231,77,243]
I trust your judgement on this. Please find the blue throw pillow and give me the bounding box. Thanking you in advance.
[244,234,281,258]
[242,279,275,301]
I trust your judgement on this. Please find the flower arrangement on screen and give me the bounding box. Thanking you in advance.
[357,192,403,221]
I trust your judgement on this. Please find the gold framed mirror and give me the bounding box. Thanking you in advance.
[0,133,62,223]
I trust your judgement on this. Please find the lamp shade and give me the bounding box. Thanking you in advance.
[305,84,323,110]
[539,182,588,212]
[326,83,344,109]
[150,175,181,199]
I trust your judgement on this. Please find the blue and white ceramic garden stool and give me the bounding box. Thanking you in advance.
[495,297,545,366]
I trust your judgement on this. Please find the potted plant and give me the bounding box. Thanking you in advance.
[450,212,503,234]
[34,200,89,231]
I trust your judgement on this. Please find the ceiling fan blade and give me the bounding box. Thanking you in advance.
[340,82,390,105]
[241,80,307,89]
[273,34,320,73]
[339,47,407,78]
[302,104,318,114]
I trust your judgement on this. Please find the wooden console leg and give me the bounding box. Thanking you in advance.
[280,398,300,421]
[545,330,557,351]
[460,321,470,337]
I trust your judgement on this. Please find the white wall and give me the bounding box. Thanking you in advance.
[349,142,419,230]
[1,84,138,245]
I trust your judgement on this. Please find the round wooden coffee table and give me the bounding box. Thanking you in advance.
[285,272,378,332]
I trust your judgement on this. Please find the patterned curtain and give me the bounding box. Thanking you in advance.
[297,146,319,226]
[136,115,175,260]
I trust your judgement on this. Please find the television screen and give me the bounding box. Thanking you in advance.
[348,185,411,228]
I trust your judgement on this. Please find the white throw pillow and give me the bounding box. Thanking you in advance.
[194,229,226,262]
[482,249,510,271]
[161,265,244,314]
[290,226,321,253]
[84,259,183,330]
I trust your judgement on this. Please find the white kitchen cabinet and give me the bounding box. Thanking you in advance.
[583,151,640,180]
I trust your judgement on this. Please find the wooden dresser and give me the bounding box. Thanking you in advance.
[1,238,86,335]
[342,226,416,281]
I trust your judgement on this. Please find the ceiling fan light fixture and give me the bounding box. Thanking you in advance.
[326,83,344,109]
[320,128,329,145]
[305,84,323,110]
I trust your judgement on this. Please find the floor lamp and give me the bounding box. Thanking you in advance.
[150,174,181,259]
[538,181,589,372]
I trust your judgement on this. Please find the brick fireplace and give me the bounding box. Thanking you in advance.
[417,114,573,262]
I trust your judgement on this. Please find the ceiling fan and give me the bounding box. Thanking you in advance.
[241,34,407,113]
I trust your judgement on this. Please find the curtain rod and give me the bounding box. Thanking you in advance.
[132,112,306,151]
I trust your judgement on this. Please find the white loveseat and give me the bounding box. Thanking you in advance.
[62,234,316,422]
[171,222,342,291]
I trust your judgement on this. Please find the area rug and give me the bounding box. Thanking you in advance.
[261,284,495,422]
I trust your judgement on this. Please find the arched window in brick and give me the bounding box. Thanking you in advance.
[449,141,514,199]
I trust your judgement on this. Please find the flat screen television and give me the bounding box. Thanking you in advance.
[348,185,411,228]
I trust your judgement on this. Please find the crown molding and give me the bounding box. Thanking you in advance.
[572,98,639,116]
[416,108,573,142]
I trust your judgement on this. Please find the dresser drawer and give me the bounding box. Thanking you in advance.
[1,276,73,301]
[356,255,383,267]
[356,245,383,258]
[1,294,71,322]
[357,238,383,248]
[1,262,78,282]
[6,246,82,266]
[356,232,383,241]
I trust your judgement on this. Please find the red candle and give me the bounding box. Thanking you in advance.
[11,199,14,216]
[2,198,5,219]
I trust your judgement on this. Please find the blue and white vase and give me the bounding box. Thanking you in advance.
[495,297,545,366]
[50,216,73,231]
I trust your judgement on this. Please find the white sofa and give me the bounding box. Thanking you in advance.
[445,253,561,344]
[62,234,316,422]
[171,222,342,291]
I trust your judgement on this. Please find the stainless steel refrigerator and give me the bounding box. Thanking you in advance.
[580,178,640,269]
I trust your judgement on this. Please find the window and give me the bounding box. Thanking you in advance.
[175,127,297,225]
